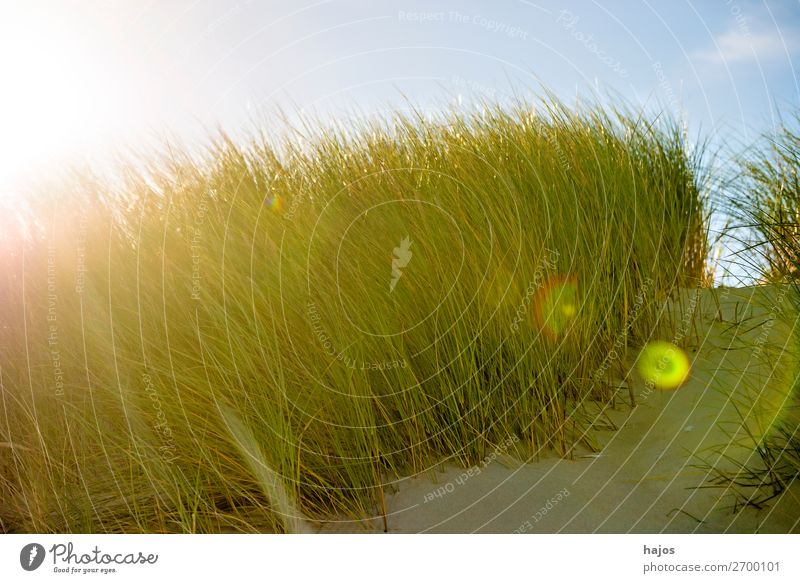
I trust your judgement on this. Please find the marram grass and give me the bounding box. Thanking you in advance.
[0,100,707,532]
[714,115,800,507]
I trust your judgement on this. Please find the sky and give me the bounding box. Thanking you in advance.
[0,0,798,211]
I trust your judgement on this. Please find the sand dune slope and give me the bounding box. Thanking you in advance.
[318,286,800,533]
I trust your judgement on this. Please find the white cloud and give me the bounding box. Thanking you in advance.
[693,28,795,65]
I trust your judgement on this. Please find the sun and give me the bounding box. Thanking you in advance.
[0,4,115,202]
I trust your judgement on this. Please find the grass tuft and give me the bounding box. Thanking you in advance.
[0,98,707,532]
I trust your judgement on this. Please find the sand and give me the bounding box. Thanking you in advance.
[317,286,800,533]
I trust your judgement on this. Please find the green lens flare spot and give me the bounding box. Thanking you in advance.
[637,340,691,390]
[535,277,579,337]
[265,195,283,212]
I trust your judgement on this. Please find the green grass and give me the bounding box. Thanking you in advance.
[0,99,707,533]
[714,116,800,508]
[736,115,800,282]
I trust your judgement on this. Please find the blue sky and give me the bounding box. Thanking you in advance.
[109,0,800,140]
[1,0,799,204]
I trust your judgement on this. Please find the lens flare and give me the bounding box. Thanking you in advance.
[534,276,579,337]
[265,195,283,212]
[637,340,691,390]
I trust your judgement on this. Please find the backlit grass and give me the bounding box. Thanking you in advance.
[0,99,707,532]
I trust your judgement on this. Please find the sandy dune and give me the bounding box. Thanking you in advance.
[318,286,800,533]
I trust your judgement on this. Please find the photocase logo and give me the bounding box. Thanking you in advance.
[390,236,413,292]
[20,543,46,571]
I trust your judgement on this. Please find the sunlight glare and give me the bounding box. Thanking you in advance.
[0,4,116,202]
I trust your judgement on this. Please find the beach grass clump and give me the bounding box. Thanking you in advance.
[0,99,707,532]
[735,115,800,281]
[716,117,800,508]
